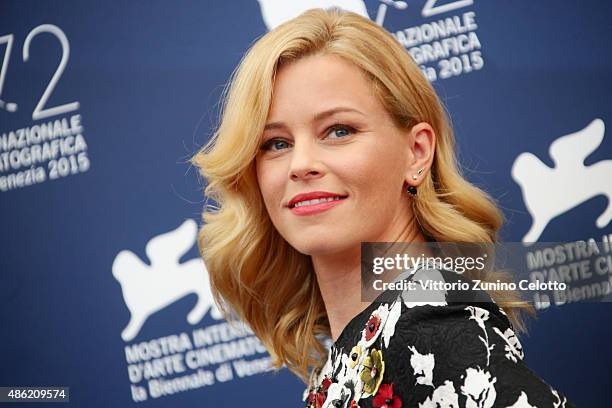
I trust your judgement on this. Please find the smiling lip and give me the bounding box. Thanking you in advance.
[287,191,348,208]
[289,196,347,215]
[287,191,348,216]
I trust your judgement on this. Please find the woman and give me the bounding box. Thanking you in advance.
[191,7,576,407]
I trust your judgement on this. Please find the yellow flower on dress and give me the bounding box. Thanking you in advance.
[349,345,362,369]
[360,348,385,395]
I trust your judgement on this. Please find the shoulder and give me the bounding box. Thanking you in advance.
[379,268,576,407]
[378,267,520,375]
[304,268,576,407]
[383,266,514,331]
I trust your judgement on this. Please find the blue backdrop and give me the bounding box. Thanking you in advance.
[1,1,610,406]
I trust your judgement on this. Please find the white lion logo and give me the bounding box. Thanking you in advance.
[512,118,612,243]
[113,219,222,342]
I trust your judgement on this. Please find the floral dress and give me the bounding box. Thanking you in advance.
[303,267,577,408]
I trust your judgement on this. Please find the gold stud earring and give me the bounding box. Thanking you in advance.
[407,169,424,196]
[412,168,424,180]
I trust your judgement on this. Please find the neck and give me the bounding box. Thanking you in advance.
[312,245,366,343]
[312,215,427,343]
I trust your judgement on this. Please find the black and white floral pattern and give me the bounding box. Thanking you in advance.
[303,268,577,408]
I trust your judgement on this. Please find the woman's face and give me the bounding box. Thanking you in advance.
[255,53,431,257]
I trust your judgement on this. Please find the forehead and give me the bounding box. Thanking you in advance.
[267,53,381,121]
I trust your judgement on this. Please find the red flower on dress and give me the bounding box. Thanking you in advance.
[372,383,402,408]
[307,391,315,407]
[364,315,381,341]
[307,390,326,408]
[307,376,333,408]
[316,392,325,407]
[350,399,359,408]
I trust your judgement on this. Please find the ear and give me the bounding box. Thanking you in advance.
[404,122,436,188]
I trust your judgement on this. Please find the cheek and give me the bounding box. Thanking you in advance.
[339,145,404,204]
[255,162,285,211]
[341,147,397,189]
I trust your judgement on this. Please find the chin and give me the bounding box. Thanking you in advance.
[290,237,355,257]
[290,242,332,256]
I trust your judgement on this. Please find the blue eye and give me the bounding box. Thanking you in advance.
[260,138,290,152]
[327,124,356,139]
[259,124,356,152]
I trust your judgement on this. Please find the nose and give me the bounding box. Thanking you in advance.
[288,135,322,181]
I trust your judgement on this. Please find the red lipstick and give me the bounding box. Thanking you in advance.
[287,191,348,216]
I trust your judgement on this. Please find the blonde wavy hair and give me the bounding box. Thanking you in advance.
[191,7,536,384]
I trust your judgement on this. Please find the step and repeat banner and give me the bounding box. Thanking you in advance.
[1,1,610,406]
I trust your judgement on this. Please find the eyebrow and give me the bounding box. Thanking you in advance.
[263,107,365,131]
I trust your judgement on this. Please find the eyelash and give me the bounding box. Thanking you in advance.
[259,123,357,152]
